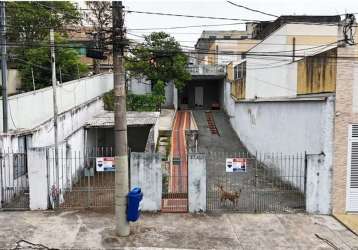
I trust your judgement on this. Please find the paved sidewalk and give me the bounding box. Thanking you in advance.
[1,210,358,249]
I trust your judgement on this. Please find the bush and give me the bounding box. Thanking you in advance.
[103,90,161,112]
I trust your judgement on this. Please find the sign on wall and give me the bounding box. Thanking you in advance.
[226,158,247,173]
[96,157,115,172]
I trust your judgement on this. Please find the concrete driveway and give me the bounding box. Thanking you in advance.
[0,210,357,249]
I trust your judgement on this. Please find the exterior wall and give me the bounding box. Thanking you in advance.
[31,97,105,148]
[0,69,22,95]
[0,73,113,131]
[28,148,48,210]
[306,154,332,214]
[128,77,151,95]
[228,99,334,155]
[188,153,206,212]
[130,152,162,211]
[332,43,358,214]
[245,24,338,99]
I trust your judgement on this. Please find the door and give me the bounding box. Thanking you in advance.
[347,124,358,211]
[195,86,204,107]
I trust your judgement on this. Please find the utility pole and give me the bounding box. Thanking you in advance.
[113,1,130,237]
[1,1,8,133]
[50,29,59,207]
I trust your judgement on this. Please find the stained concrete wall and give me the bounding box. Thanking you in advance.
[0,73,112,131]
[130,152,162,211]
[306,154,332,214]
[188,153,206,212]
[28,148,48,210]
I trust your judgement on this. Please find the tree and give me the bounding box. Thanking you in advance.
[125,32,191,92]
[85,2,112,74]
[17,35,88,91]
[6,1,88,91]
[7,1,81,43]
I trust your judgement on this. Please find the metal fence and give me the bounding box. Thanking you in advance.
[161,174,188,212]
[206,152,306,213]
[0,150,29,210]
[47,147,118,209]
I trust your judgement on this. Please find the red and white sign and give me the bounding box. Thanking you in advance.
[96,157,115,172]
[226,158,247,173]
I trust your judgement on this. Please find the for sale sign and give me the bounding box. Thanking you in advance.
[96,157,115,172]
[226,158,247,173]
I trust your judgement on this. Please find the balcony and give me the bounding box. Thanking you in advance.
[187,64,226,79]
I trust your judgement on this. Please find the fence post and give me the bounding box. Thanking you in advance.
[304,151,308,198]
[254,151,258,213]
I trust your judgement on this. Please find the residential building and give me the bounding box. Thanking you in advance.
[221,15,358,215]
[194,26,260,65]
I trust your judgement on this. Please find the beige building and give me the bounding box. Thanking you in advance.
[194,26,261,65]
[333,39,358,215]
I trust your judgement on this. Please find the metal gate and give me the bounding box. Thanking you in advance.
[0,150,29,210]
[206,152,306,213]
[47,147,118,209]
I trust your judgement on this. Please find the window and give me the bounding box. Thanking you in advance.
[224,35,231,39]
[347,124,358,211]
[209,35,216,39]
[234,62,246,80]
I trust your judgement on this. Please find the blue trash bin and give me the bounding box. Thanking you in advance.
[127,187,143,222]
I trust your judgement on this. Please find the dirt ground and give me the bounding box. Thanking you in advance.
[0,210,358,249]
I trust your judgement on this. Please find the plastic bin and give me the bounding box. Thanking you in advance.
[126,187,143,222]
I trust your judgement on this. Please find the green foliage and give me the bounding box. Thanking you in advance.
[125,32,191,91]
[7,1,80,43]
[18,35,88,91]
[7,1,86,91]
[103,90,162,112]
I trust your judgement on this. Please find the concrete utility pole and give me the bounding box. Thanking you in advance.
[50,29,60,207]
[1,1,8,133]
[113,1,130,236]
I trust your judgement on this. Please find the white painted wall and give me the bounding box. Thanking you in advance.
[128,77,151,95]
[31,97,104,148]
[188,153,206,212]
[0,73,113,131]
[130,152,162,211]
[245,23,338,99]
[28,148,48,210]
[306,154,332,214]
[228,98,334,155]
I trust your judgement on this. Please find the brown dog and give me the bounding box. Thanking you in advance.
[217,185,241,205]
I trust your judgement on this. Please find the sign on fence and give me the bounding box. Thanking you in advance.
[226,158,247,173]
[96,157,115,172]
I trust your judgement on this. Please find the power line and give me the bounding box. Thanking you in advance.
[226,1,279,18]
[125,9,270,22]
[127,22,247,31]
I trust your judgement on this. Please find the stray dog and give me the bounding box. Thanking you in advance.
[216,185,241,205]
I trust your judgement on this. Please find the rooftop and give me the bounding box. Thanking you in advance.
[85,111,160,128]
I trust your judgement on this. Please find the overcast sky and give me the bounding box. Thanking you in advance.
[121,0,358,47]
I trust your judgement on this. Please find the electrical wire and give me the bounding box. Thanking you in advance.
[226,1,279,18]
[125,10,270,22]
[127,22,247,31]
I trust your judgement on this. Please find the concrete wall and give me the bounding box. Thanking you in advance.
[0,73,112,131]
[226,98,335,156]
[28,148,48,210]
[306,154,332,214]
[128,77,151,95]
[188,153,206,212]
[1,69,22,95]
[130,152,162,211]
[31,97,104,148]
